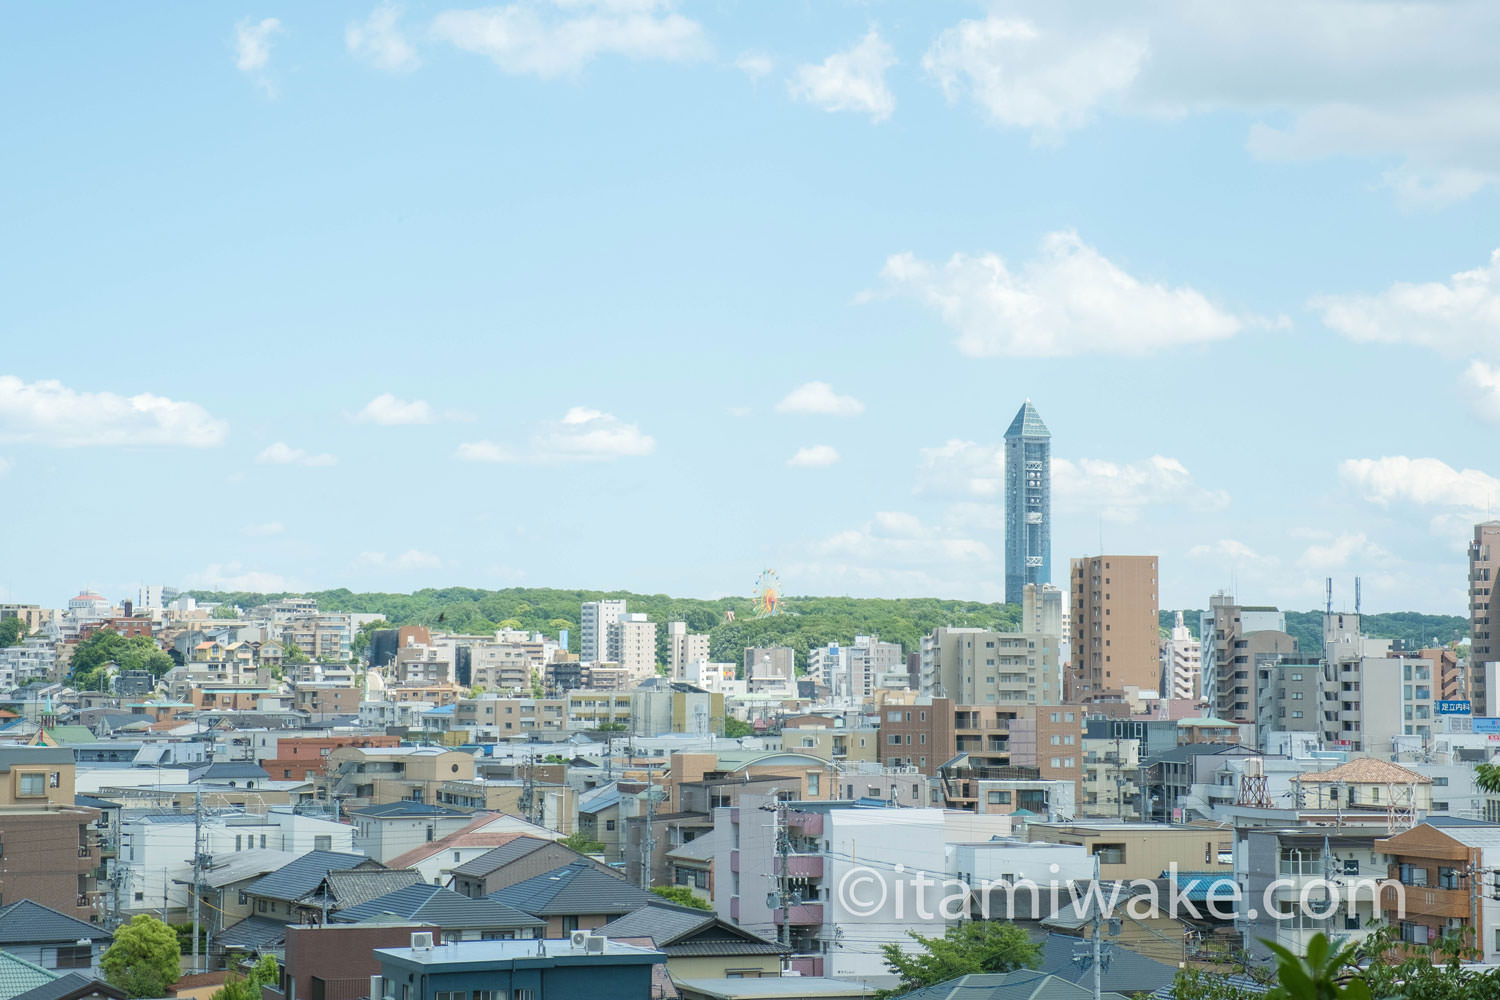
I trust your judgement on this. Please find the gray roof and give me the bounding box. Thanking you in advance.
[307,869,425,909]
[0,902,113,945]
[1144,743,1256,766]
[897,971,1130,1000]
[1004,400,1049,440]
[448,836,554,877]
[488,861,656,917]
[334,884,544,930]
[596,904,784,956]
[203,850,300,889]
[578,783,621,814]
[349,802,469,819]
[1035,935,1175,995]
[216,916,289,951]
[7,974,122,1000]
[0,748,74,772]
[666,828,721,864]
[194,761,271,781]
[244,850,374,901]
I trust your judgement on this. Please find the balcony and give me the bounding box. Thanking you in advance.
[730,849,740,873]
[788,956,824,977]
[786,853,824,879]
[730,895,739,921]
[774,902,824,925]
[787,811,824,835]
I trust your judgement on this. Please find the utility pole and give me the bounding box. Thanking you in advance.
[775,798,790,950]
[191,787,203,973]
[641,764,658,890]
[1092,853,1102,1000]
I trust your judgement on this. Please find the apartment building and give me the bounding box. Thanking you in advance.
[0,748,102,921]
[1069,555,1159,702]
[0,605,50,634]
[743,647,795,690]
[1472,522,1500,712]
[1081,735,1141,818]
[665,621,711,678]
[580,599,627,663]
[1161,611,1201,699]
[807,635,903,702]
[1377,822,1500,960]
[321,746,476,809]
[1201,594,1298,725]
[610,614,657,681]
[878,697,956,775]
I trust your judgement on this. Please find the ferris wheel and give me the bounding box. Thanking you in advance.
[751,569,783,618]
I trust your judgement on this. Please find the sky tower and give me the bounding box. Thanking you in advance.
[1004,400,1051,605]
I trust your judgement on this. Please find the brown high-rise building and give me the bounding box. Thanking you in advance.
[1470,522,1500,712]
[1069,555,1159,702]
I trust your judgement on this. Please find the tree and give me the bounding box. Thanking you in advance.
[210,604,240,620]
[212,954,279,1000]
[723,717,753,738]
[878,922,1040,998]
[281,641,310,664]
[560,830,605,854]
[70,631,174,690]
[0,618,27,647]
[1477,762,1500,795]
[651,886,710,910]
[101,914,181,998]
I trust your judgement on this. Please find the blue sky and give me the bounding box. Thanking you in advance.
[5,1,1500,616]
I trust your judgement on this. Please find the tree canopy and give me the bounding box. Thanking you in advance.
[0,618,27,647]
[212,955,279,1000]
[69,630,173,691]
[101,914,181,998]
[651,885,711,910]
[878,921,1040,997]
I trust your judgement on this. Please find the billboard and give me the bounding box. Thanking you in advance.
[1437,700,1472,715]
[1473,717,1500,734]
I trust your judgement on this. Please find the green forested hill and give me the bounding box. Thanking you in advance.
[187,587,1022,671]
[1159,609,1468,652]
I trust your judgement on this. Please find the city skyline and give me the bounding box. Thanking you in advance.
[6,4,1500,613]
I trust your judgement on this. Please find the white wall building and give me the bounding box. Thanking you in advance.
[1161,611,1201,700]
[580,600,627,664]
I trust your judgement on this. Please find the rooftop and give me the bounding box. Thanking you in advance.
[1004,400,1050,440]
[375,937,662,967]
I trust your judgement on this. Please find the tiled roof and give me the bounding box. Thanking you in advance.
[216,916,289,951]
[665,828,721,864]
[0,902,113,945]
[309,869,425,909]
[1035,934,1175,995]
[488,861,655,917]
[0,951,61,1000]
[9,974,123,1000]
[333,884,544,930]
[384,820,528,871]
[202,850,300,889]
[1301,758,1432,784]
[244,850,373,901]
[595,904,783,956]
[447,836,553,877]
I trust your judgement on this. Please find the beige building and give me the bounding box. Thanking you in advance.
[666,621,711,678]
[321,746,476,809]
[1294,757,1434,814]
[0,605,50,634]
[919,587,1062,706]
[1027,821,1234,882]
[610,614,658,681]
[1069,555,1159,702]
[1081,736,1141,818]
[780,726,879,765]
[1471,521,1500,711]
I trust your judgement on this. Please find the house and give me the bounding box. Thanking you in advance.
[449,836,615,898]
[8,975,125,1000]
[347,802,477,863]
[662,828,719,904]
[382,818,554,886]
[374,936,664,1000]
[333,885,544,940]
[0,952,95,1000]
[1376,821,1500,958]
[879,971,1131,1000]
[672,979,873,1000]
[0,902,113,977]
[299,869,427,915]
[1298,758,1435,813]
[197,850,298,955]
[264,924,436,1000]
[488,860,658,935]
[595,903,786,980]
[217,851,385,956]
[1033,934,1176,996]
[0,747,103,921]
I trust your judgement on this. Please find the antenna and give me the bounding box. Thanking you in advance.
[1355,577,1362,615]
[1325,578,1332,617]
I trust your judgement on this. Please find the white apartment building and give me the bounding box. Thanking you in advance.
[666,621,711,678]
[1161,611,1201,699]
[580,600,627,663]
[808,636,902,702]
[610,613,657,681]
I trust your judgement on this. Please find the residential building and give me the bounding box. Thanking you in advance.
[334,884,544,939]
[806,636,903,702]
[0,902,112,978]
[1069,555,1159,702]
[0,747,101,921]
[666,622,711,678]
[348,802,479,863]
[596,903,786,982]
[449,836,612,898]
[743,647,795,691]
[271,923,435,1000]
[1161,611,1201,699]
[878,697,955,776]
[581,599,627,663]
[610,613,657,681]
[488,860,658,935]
[1026,821,1235,882]
[1238,827,1387,962]
[373,935,664,1000]
[1080,735,1141,819]
[919,618,1061,707]
[1472,522,1500,712]
[1201,594,1298,725]
[0,605,50,635]
[321,747,477,810]
[1004,399,1051,605]
[1376,821,1500,959]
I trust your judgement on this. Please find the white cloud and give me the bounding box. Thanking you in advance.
[914,439,1005,498]
[734,51,772,80]
[187,562,295,593]
[787,445,839,468]
[0,375,227,447]
[869,230,1264,358]
[788,29,896,123]
[241,521,285,537]
[355,393,436,425]
[774,381,865,417]
[1462,360,1500,423]
[457,407,654,463]
[1340,455,1500,513]
[235,17,282,94]
[923,15,1145,139]
[814,511,992,566]
[1312,249,1500,359]
[1297,531,1393,570]
[1188,538,1269,563]
[918,3,1500,203]
[430,0,709,78]
[355,549,443,570]
[455,440,515,462]
[348,3,420,72]
[1053,455,1229,522]
[256,442,338,467]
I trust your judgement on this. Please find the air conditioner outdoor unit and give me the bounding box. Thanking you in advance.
[569,930,590,949]
[584,935,606,954]
[410,932,434,951]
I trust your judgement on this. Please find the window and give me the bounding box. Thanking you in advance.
[314,835,332,850]
[54,946,90,969]
[1092,843,1126,865]
[1438,867,1460,889]
[515,991,535,1000]
[18,773,44,797]
[987,791,1012,805]
[473,991,504,1000]
[435,992,468,1000]
[260,835,267,849]
[235,836,243,851]
[606,819,616,832]
[258,899,268,912]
